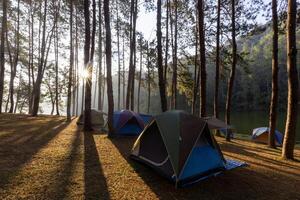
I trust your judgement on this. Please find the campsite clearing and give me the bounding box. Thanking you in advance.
[0,114,299,200]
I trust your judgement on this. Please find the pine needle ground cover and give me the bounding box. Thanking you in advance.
[0,114,299,199]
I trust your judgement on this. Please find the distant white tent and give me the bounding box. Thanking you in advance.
[77,109,107,126]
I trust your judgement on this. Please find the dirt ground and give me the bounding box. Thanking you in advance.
[0,114,299,200]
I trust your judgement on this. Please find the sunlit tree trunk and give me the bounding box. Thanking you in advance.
[225,0,237,141]
[282,0,298,160]
[54,4,60,116]
[8,0,20,113]
[83,0,92,131]
[67,0,74,121]
[157,0,168,112]
[198,0,206,117]
[32,0,48,116]
[98,0,103,111]
[104,0,114,136]
[0,0,7,113]
[117,1,121,110]
[268,0,278,148]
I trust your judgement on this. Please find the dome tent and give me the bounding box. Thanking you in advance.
[252,127,283,146]
[113,110,151,136]
[131,110,245,187]
[77,109,106,127]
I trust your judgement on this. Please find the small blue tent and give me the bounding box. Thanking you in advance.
[252,127,283,145]
[113,110,152,136]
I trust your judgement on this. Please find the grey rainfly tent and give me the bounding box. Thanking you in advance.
[131,110,245,187]
[203,117,234,138]
[77,109,107,126]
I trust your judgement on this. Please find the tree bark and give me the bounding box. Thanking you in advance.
[282,0,298,160]
[214,0,221,120]
[98,0,103,111]
[192,24,198,115]
[225,0,237,141]
[172,0,178,109]
[126,0,136,110]
[117,1,121,110]
[67,0,74,121]
[137,36,142,113]
[83,0,92,131]
[31,0,49,116]
[164,0,170,82]
[214,0,221,136]
[104,0,114,136]
[157,0,168,112]
[8,0,20,113]
[198,0,206,117]
[0,0,7,113]
[268,0,278,148]
[54,4,60,116]
[147,42,151,114]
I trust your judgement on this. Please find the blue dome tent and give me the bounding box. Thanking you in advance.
[252,127,283,146]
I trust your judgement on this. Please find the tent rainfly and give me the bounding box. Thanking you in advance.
[131,110,245,187]
[77,109,106,126]
[113,110,152,136]
[252,127,283,146]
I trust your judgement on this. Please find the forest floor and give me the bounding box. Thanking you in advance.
[0,114,300,200]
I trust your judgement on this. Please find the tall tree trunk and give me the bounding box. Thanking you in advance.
[67,0,74,121]
[98,0,103,111]
[104,0,114,136]
[90,0,97,61]
[126,0,135,109]
[28,0,32,114]
[164,0,170,82]
[32,0,49,116]
[198,0,206,117]
[54,6,60,116]
[268,0,278,148]
[81,80,85,114]
[282,0,298,160]
[122,35,126,108]
[214,0,221,136]
[147,43,151,114]
[225,0,237,141]
[28,0,35,114]
[214,0,221,119]
[83,0,92,131]
[75,7,79,116]
[117,1,121,110]
[0,0,7,113]
[9,0,20,113]
[157,0,168,112]
[192,24,198,115]
[137,36,142,113]
[171,0,178,109]
[130,0,138,111]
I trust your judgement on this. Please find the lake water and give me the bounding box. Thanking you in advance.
[220,111,300,141]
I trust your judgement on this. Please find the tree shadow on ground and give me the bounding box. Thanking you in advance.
[48,126,82,199]
[110,137,300,200]
[84,131,110,200]
[0,118,70,188]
